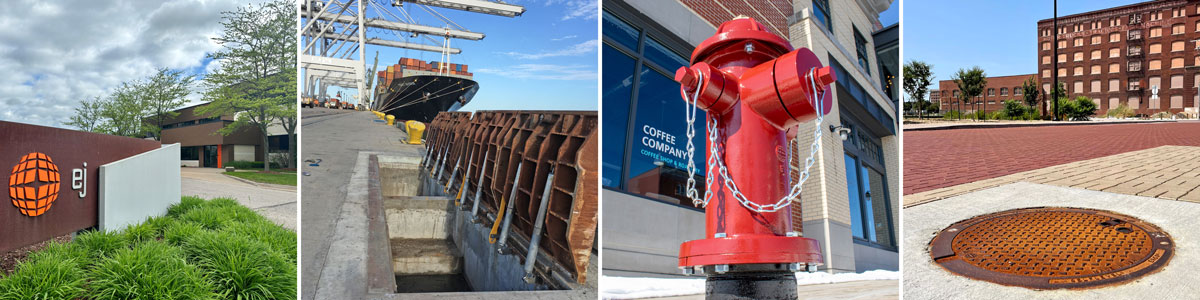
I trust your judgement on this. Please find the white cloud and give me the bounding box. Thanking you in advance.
[500,39,598,60]
[0,0,259,129]
[473,64,596,81]
[551,34,578,41]
[552,0,598,21]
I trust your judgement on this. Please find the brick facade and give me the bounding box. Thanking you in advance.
[679,0,792,39]
[937,74,1039,114]
[1037,0,1200,116]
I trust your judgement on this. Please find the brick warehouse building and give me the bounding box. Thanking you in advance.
[936,74,1040,114]
[1038,0,1200,117]
[602,0,898,277]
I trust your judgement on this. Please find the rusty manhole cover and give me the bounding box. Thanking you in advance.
[930,207,1173,289]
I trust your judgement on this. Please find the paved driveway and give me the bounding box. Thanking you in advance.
[904,121,1200,195]
[181,167,297,230]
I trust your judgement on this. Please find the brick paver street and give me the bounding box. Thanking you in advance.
[904,122,1200,195]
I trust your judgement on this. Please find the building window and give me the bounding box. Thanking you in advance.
[1150,76,1162,90]
[1172,95,1184,108]
[1150,43,1162,54]
[987,88,995,96]
[1110,63,1121,73]
[1042,42,1051,50]
[1058,40,1067,49]
[1110,32,1121,42]
[602,10,707,207]
[1091,80,1102,93]
[953,90,959,98]
[1173,41,1186,52]
[1173,57,1186,69]
[181,146,200,161]
[1151,27,1163,37]
[1110,79,1120,91]
[1073,66,1083,75]
[1042,56,1050,64]
[1059,68,1067,76]
[1043,69,1051,78]
[1091,35,1102,44]
[1174,23,1187,35]
[1172,74,1185,88]
[1074,81,1083,94]
[1091,50,1101,60]
[1074,37,1084,46]
[1111,48,1121,57]
[842,116,895,250]
[1150,59,1162,70]
[1000,88,1008,96]
[1074,52,1083,61]
[854,28,870,72]
[1129,29,1143,40]
[813,0,832,33]
[1091,65,1101,74]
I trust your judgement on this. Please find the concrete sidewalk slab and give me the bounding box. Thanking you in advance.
[904,182,1200,299]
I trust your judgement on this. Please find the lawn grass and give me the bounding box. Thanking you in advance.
[0,196,296,300]
[224,170,297,186]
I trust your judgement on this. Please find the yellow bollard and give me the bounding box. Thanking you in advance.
[386,115,395,126]
[405,121,426,145]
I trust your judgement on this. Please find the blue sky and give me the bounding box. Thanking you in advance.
[317,0,598,112]
[905,0,1145,97]
[880,0,898,26]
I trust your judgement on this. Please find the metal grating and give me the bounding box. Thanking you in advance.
[421,110,597,284]
[930,207,1173,289]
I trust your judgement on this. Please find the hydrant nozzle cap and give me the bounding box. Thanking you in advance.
[675,67,697,91]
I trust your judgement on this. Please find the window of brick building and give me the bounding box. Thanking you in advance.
[1150,43,1162,54]
[1042,55,1050,64]
[1173,41,1185,52]
[1110,32,1121,42]
[1092,35,1102,44]
[1110,97,1119,109]
[988,88,995,96]
[1150,59,1162,70]
[1172,57,1185,69]
[1074,66,1084,75]
[1111,48,1121,57]
[1074,37,1084,46]
[1015,87,1023,96]
[1074,81,1083,93]
[1172,95,1183,108]
[1151,27,1163,37]
[1130,95,1141,109]
[1110,79,1120,91]
[1059,68,1067,76]
[1058,53,1067,62]
[1130,29,1143,40]
[1110,63,1121,73]
[1042,42,1051,50]
[1074,52,1083,61]
[1150,76,1162,90]
[1172,74,1184,88]
[1091,50,1101,59]
[1174,24,1186,35]
[1043,69,1051,78]
[1059,40,1067,48]
[1130,61,1143,72]
[1091,80,1101,93]
[1000,88,1008,96]
[1091,65,1101,74]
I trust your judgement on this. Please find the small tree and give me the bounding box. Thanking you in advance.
[952,67,988,121]
[64,96,105,132]
[143,68,195,140]
[904,61,934,119]
[98,82,151,137]
[1020,76,1040,119]
[1002,100,1025,120]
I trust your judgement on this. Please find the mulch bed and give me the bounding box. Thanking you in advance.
[1,234,71,275]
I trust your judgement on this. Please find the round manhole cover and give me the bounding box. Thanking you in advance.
[929,207,1172,289]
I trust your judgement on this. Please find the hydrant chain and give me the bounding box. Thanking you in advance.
[683,68,828,213]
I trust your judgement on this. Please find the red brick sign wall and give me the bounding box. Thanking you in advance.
[0,121,159,252]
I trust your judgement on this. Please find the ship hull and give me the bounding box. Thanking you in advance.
[373,75,478,123]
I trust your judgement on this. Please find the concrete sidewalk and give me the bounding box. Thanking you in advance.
[904,182,1200,299]
[180,167,297,230]
[903,119,1178,131]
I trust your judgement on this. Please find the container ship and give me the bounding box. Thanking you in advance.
[373,57,478,123]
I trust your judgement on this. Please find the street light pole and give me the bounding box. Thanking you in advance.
[1052,0,1060,121]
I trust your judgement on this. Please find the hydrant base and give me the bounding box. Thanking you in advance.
[706,271,797,300]
[678,235,823,267]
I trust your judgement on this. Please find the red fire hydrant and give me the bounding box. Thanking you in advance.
[675,17,834,299]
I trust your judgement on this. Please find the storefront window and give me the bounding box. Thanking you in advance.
[602,10,706,208]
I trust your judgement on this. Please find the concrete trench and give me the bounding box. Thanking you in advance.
[368,154,589,298]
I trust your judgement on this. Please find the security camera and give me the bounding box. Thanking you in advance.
[829,125,851,141]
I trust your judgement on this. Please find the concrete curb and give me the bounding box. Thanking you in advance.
[904,120,1176,131]
[221,172,297,192]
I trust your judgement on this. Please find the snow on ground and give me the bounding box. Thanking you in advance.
[600,270,899,299]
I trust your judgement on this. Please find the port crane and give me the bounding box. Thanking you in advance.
[300,0,523,108]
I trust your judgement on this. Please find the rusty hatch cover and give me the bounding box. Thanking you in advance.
[929,207,1173,289]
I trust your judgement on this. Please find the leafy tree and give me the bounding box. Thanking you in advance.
[1020,76,1040,119]
[952,67,987,121]
[98,82,151,137]
[197,0,297,171]
[904,61,934,119]
[143,68,195,140]
[64,96,105,132]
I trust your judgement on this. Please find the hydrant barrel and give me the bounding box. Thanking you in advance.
[677,16,827,276]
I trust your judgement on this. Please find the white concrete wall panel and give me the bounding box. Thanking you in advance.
[98,144,182,231]
[234,144,255,161]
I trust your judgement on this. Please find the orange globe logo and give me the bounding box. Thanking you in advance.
[8,153,61,217]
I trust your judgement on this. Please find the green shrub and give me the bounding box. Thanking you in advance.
[1151,111,1171,119]
[183,231,296,300]
[226,161,283,170]
[1068,97,1098,121]
[205,197,242,209]
[168,196,207,217]
[26,242,88,269]
[972,110,988,120]
[74,230,127,260]
[88,241,214,300]
[988,111,1006,120]
[1106,104,1134,119]
[223,219,297,261]
[0,252,86,300]
[943,110,965,120]
[124,222,158,245]
[164,221,205,246]
[1002,100,1025,119]
[178,201,264,230]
